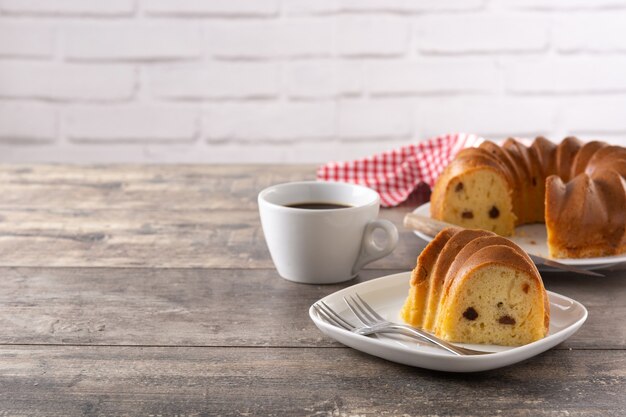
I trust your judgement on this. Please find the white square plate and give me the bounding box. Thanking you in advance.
[309,271,587,372]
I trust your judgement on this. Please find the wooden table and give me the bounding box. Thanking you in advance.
[0,165,624,416]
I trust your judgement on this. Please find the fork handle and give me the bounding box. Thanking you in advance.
[389,325,491,355]
[359,325,490,355]
[371,326,466,355]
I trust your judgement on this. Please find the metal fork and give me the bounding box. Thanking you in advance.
[344,294,492,355]
[314,296,491,356]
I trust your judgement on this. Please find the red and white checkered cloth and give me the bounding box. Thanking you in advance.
[316,133,485,207]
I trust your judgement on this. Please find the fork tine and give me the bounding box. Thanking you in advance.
[355,293,385,321]
[343,295,376,326]
[314,304,351,330]
[316,302,355,330]
[320,301,355,329]
[349,295,378,324]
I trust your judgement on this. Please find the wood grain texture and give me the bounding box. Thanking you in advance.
[0,164,426,268]
[1,346,624,417]
[0,267,623,349]
[0,207,424,268]
[0,164,315,211]
[0,164,315,268]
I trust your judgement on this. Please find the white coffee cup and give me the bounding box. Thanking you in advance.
[258,181,399,284]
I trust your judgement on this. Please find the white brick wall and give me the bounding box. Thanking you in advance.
[66,104,198,143]
[146,62,280,99]
[0,62,135,100]
[417,14,550,54]
[205,101,335,141]
[0,21,55,58]
[0,0,135,16]
[65,22,202,61]
[0,0,625,163]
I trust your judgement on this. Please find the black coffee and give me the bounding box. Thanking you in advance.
[286,202,352,210]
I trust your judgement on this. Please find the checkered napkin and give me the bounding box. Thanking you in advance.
[316,133,485,207]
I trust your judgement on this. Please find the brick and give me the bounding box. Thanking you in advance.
[0,0,133,16]
[102,144,217,163]
[417,15,549,54]
[192,140,411,163]
[144,0,278,16]
[415,98,555,138]
[146,63,279,99]
[338,99,413,139]
[285,61,362,98]
[0,143,205,163]
[555,13,626,52]
[339,0,484,12]
[289,139,412,162]
[277,139,412,162]
[337,16,409,57]
[66,105,198,143]
[65,22,201,61]
[204,102,335,141]
[286,0,483,15]
[501,0,626,10]
[205,20,333,59]
[366,59,498,95]
[505,56,626,94]
[0,21,54,58]
[0,62,134,101]
[559,98,626,134]
[0,143,199,163]
[283,0,338,15]
[0,103,56,142]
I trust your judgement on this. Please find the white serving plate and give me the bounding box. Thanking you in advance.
[310,271,587,373]
[412,202,626,272]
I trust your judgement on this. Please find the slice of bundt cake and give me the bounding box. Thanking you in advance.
[401,228,550,346]
[546,144,626,258]
[429,147,518,236]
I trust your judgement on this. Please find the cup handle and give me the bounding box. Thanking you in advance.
[352,219,399,275]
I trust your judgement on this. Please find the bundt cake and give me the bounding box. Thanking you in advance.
[401,227,550,346]
[430,137,626,258]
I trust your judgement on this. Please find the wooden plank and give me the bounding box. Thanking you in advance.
[0,207,425,268]
[0,201,622,271]
[0,164,317,211]
[0,164,430,268]
[0,267,623,349]
[0,346,624,416]
[0,267,383,347]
